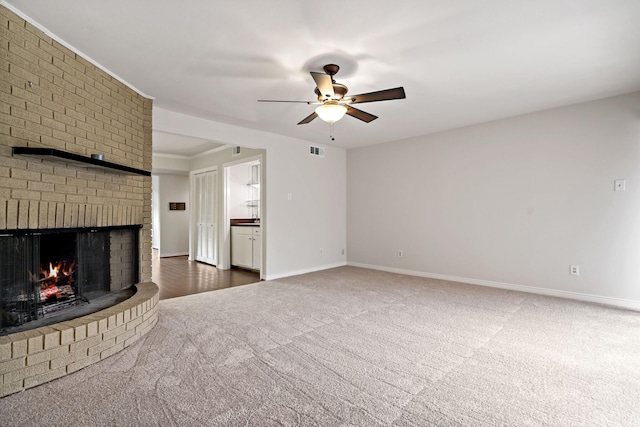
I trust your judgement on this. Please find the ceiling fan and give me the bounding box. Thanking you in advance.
[258,64,406,126]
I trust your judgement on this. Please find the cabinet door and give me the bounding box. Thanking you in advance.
[231,231,253,268]
[252,235,261,269]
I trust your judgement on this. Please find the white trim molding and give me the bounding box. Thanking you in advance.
[153,153,191,161]
[1,1,154,99]
[158,252,189,258]
[347,262,640,312]
[152,145,232,161]
[265,262,348,281]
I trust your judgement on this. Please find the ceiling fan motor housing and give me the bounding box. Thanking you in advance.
[315,83,348,101]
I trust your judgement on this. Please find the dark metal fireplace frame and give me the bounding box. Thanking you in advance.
[0,225,141,332]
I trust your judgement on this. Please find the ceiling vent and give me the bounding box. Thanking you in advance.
[309,145,325,157]
[232,146,241,156]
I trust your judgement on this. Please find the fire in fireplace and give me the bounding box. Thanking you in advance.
[31,232,81,317]
[0,225,140,334]
[39,260,77,307]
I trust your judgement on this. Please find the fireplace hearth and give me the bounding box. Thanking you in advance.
[0,225,140,334]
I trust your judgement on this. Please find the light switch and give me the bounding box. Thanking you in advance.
[614,179,626,192]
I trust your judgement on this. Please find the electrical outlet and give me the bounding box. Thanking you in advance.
[319,248,323,255]
[570,265,580,276]
[398,250,403,258]
[341,249,345,255]
[287,193,292,200]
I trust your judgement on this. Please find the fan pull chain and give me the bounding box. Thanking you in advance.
[329,123,335,141]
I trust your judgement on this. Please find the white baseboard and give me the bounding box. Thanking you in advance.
[159,252,189,258]
[265,261,347,281]
[347,262,640,311]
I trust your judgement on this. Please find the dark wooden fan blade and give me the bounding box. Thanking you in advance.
[346,105,378,123]
[297,112,318,125]
[258,100,311,103]
[310,71,335,99]
[348,87,406,104]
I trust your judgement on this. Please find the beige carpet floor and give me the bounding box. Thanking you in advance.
[1,266,639,426]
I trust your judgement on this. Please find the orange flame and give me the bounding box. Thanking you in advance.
[48,262,59,278]
[40,260,75,280]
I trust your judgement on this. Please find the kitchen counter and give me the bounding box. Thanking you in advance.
[230,218,260,226]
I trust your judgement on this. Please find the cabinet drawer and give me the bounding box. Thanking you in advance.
[231,226,252,237]
[231,225,260,237]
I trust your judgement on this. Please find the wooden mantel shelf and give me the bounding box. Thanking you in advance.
[12,147,151,177]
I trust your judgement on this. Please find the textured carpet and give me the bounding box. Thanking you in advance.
[1,266,639,426]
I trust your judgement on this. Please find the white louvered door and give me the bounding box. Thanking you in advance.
[194,170,217,265]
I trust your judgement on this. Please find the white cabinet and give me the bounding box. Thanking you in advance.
[231,226,261,270]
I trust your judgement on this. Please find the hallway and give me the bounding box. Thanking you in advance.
[152,254,260,300]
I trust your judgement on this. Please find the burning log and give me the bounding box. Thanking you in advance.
[38,260,76,301]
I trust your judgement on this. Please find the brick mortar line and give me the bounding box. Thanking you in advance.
[0,282,159,397]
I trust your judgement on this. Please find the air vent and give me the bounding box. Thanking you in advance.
[309,145,325,157]
[232,146,241,156]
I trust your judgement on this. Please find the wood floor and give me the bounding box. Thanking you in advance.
[151,253,261,300]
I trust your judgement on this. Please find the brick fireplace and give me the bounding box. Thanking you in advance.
[0,5,158,396]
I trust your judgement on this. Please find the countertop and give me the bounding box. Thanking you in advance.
[230,218,260,226]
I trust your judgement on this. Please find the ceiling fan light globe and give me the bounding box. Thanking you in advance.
[315,104,347,124]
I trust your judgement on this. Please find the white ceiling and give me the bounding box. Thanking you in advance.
[152,131,226,158]
[5,0,640,153]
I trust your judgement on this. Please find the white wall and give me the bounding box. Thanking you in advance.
[153,155,190,173]
[228,162,253,219]
[151,175,160,249]
[348,92,640,309]
[154,108,348,280]
[155,174,190,257]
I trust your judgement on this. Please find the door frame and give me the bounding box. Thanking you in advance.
[222,154,264,278]
[189,165,218,263]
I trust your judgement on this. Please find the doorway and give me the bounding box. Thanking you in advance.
[222,155,263,277]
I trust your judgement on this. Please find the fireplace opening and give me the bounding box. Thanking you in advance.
[38,232,80,316]
[0,225,140,335]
